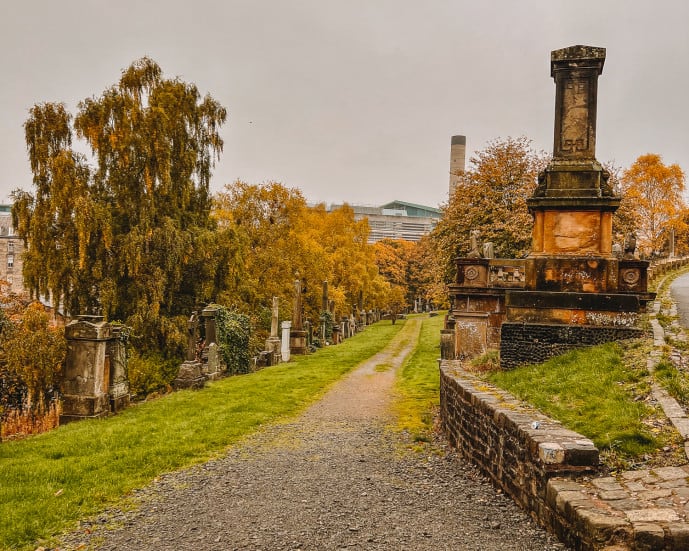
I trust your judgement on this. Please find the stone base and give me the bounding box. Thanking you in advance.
[290,330,308,355]
[60,393,110,423]
[110,394,130,413]
[173,360,205,390]
[265,336,282,366]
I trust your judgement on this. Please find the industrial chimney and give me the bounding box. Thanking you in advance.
[449,135,466,195]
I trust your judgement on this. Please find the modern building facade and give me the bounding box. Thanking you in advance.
[329,200,441,244]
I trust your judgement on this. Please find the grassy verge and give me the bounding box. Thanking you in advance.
[393,313,444,446]
[481,340,683,470]
[0,320,403,550]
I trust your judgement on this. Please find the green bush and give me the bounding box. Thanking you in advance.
[127,351,180,398]
[213,305,251,375]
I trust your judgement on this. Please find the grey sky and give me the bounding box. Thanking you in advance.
[1,1,688,209]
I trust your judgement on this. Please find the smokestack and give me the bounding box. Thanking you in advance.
[449,135,466,195]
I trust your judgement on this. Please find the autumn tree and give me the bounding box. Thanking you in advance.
[431,136,548,279]
[619,154,686,256]
[13,58,227,355]
[213,183,395,325]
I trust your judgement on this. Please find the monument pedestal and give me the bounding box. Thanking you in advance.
[174,360,205,390]
[265,336,281,366]
[290,330,308,355]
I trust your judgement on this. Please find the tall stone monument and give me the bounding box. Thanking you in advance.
[444,45,653,367]
[265,296,282,365]
[290,278,308,355]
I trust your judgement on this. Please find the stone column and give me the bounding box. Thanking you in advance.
[265,296,282,365]
[61,315,112,422]
[200,306,222,379]
[290,279,307,355]
[281,320,292,362]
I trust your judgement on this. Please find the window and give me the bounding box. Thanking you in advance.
[7,241,14,252]
[7,254,13,269]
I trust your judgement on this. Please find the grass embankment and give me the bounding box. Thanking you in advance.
[481,340,683,469]
[0,320,403,550]
[393,313,444,445]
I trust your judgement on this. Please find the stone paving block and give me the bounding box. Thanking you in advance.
[624,482,645,493]
[620,470,649,481]
[606,498,644,511]
[638,488,673,500]
[670,417,689,439]
[667,522,689,549]
[631,523,666,551]
[626,508,680,523]
[538,442,565,464]
[576,507,630,544]
[653,466,689,481]
[592,478,625,492]
[598,490,631,501]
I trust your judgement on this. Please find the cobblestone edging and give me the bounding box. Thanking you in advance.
[440,361,689,550]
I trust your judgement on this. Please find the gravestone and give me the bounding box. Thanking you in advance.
[264,296,282,365]
[61,315,112,422]
[281,320,292,362]
[174,311,205,389]
[290,279,308,355]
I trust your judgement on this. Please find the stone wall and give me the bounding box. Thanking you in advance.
[439,361,601,549]
[499,322,645,370]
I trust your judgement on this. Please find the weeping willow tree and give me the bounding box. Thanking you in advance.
[13,58,228,355]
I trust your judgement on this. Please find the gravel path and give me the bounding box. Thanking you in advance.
[58,318,569,551]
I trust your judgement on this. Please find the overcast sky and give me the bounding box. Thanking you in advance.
[1,1,688,209]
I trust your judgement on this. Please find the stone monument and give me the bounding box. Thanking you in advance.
[61,315,112,422]
[289,278,308,355]
[264,296,282,365]
[174,311,205,390]
[444,45,654,367]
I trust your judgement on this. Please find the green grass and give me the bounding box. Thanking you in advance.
[486,341,664,458]
[655,353,689,407]
[0,320,403,550]
[393,313,444,444]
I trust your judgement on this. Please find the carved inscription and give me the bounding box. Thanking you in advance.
[561,80,589,154]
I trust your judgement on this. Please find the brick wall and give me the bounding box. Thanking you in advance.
[500,323,645,369]
[440,361,600,549]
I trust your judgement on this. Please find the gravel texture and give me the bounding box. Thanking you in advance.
[57,319,569,550]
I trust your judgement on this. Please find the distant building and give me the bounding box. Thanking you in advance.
[329,200,441,244]
[0,205,25,295]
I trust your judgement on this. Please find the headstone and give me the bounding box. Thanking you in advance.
[60,315,112,422]
[281,320,292,362]
[174,311,205,389]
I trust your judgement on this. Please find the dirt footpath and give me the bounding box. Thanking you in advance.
[58,318,569,550]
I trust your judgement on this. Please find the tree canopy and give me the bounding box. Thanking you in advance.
[618,153,687,256]
[430,136,548,279]
[13,58,227,354]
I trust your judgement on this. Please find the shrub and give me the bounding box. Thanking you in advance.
[127,351,179,399]
[213,305,251,375]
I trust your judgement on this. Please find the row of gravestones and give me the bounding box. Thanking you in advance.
[60,306,224,423]
[60,291,386,423]
[255,286,383,369]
